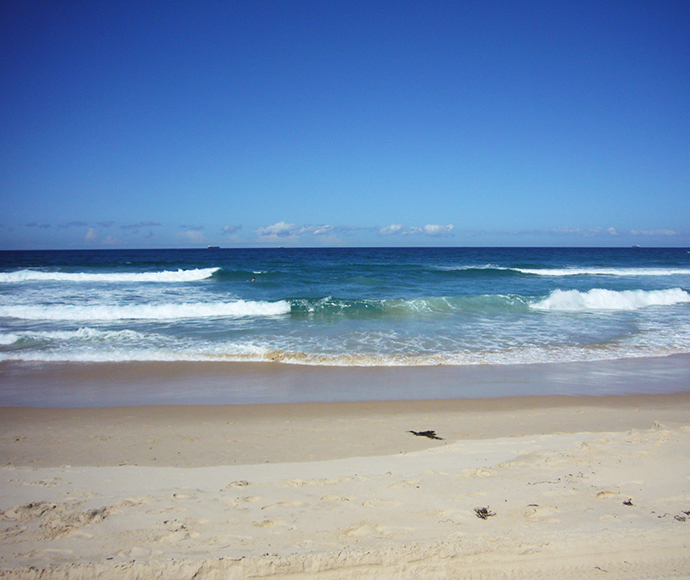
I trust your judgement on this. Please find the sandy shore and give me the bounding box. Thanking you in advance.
[1,393,690,579]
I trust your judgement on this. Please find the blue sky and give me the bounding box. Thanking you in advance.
[1,0,689,249]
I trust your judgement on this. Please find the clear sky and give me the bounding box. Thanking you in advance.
[1,0,689,249]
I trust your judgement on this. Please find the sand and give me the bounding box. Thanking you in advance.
[1,393,690,578]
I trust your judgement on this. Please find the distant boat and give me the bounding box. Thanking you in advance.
[207,245,220,249]
[632,245,641,248]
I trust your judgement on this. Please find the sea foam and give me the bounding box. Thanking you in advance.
[517,267,690,277]
[0,300,291,321]
[532,288,690,311]
[0,268,220,283]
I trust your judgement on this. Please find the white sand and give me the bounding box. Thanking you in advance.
[1,395,690,579]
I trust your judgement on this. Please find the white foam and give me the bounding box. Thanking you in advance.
[5,328,146,342]
[517,267,690,277]
[0,334,19,345]
[0,300,291,321]
[532,288,690,311]
[0,268,220,283]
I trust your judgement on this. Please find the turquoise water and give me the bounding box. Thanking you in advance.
[1,247,689,366]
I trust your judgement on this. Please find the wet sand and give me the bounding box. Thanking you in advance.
[1,353,690,407]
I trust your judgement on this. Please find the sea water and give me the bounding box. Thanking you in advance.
[1,247,689,368]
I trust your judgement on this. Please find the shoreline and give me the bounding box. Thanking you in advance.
[2,353,690,407]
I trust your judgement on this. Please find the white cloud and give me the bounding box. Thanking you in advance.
[380,224,454,236]
[424,224,454,236]
[85,227,97,241]
[255,221,301,238]
[380,224,405,235]
[311,225,335,236]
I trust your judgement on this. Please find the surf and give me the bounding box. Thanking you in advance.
[531,288,690,311]
[0,267,220,283]
[0,299,291,321]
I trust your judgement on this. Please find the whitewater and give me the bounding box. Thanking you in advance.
[1,246,689,367]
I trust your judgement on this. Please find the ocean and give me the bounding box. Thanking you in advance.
[1,247,690,405]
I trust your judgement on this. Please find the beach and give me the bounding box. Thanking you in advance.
[2,362,690,579]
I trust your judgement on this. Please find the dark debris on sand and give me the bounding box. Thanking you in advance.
[474,507,496,519]
[408,430,443,440]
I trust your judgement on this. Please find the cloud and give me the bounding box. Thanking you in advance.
[380,224,454,236]
[380,224,405,235]
[222,225,242,235]
[255,222,361,241]
[508,226,682,240]
[255,221,302,238]
[180,225,204,231]
[310,225,334,236]
[424,224,455,236]
[305,225,360,236]
[25,222,51,229]
[630,228,678,236]
[97,221,115,228]
[85,227,97,241]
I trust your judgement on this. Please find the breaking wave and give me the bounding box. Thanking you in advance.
[0,268,220,283]
[516,267,690,277]
[532,288,690,311]
[0,299,291,321]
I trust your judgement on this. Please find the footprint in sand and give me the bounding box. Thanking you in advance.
[229,496,261,506]
[388,479,418,489]
[524,505,560,522]
[157,529,197,543]
[253,518,290,528]
[23,478,65,487]
[225,480,251,489]
[596,490,623,500]
[345,523,383,537]
[147,507,185,514]
[457,467,495,478]
[362,499,401,507]
[261,500,303,510]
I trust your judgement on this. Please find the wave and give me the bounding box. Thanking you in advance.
[0,328,146,345]
[516,267,690,277]
[3,342,689,366]
[3,289,686,322]
[0,299,291,321]
[532,288,690,311]
[435,264,690,277]
[0,267,220,283]
[289,294,527,317]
